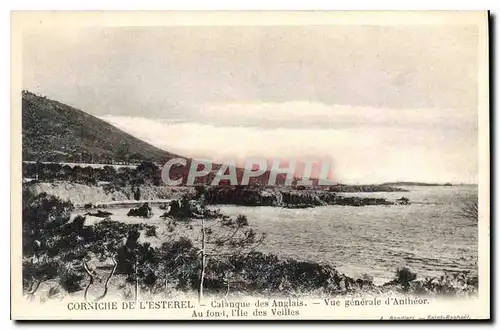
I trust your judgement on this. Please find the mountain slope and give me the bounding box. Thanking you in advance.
[20,91,318,187]
[22,91,179,163]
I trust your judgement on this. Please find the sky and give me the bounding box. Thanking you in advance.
[22,25,479,184]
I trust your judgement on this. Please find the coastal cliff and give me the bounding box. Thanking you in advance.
[202,186,395,207]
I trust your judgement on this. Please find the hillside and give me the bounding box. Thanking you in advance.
[21,91,409,190]
[20,91,294,186]
[22,91,180,163]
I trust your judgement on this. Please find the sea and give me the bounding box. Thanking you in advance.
[76,185,479,285]
[213,185,479,284]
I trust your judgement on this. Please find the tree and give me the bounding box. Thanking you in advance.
[61,165,73,181]
[460,201,478,222]
[82,166,97,184]
[82,250,117,301]
[100,165,117,182]
[72,166,83,182]
[22,191,74,256]
[22,191,75,296]
[162,196,266,301]
[134,161,161,185]
[196,212,266,302]
[394,266,417,291]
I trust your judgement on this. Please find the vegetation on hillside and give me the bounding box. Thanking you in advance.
[23,162,411,208]
[23,160,162,186]
[22,91,179,163]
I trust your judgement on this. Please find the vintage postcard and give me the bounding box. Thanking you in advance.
[11,11,490,320]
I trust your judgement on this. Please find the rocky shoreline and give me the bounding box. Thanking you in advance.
[22,185,476,303]
[24,182,410,209]
[202,186,401,208]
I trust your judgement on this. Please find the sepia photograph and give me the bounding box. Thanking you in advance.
[10,11,490,320]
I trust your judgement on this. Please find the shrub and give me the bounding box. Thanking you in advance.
[137,237,200,292]
[198,252,345,295]
[394,266,417,291]
[409,272,478,296]
[236,214,249,226]
[134,161,161,185]
[361,273,374,284]
[460,201,478,223]
[58,264,84,293]
[23,259,59,291]
[22,191,74,256]
[194,186,206,200]
[145,226,157,237]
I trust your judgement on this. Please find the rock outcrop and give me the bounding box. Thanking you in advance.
[127,202,152,218]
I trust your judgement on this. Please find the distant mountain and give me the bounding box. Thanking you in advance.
[22,91,180,163]
[381,181,453,187]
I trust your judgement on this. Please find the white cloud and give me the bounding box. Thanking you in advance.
[100,101,477,184]
[195,101,475,129]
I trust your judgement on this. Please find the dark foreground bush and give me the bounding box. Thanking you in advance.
[59,264,85,293]
[22,191,161,296]
[135,249,367,296]
[23,190,74,256]
[395,266,417,291]
[382,266,478,296]
[23,259,59,292]
[22,192,477,299]
[145,226,157,237]
[407,273,478,296]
